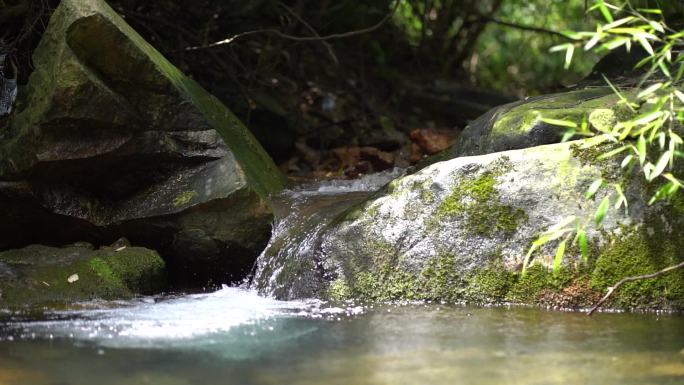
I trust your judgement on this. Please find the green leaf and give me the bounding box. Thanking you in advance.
[564,44,575,69]
[552,240,567,274]
[562,129,577,142]
[595,196,610,225]
[674,89,684,104]
[637,8,662,15]
[603,16,635,30]
[637,82,663,99]
[636,34,655,56]
[586,178,604,199]
[633,110,664,126]
[649,150,671,181]
[637,135,647,165]
[621,154,634,168]
[585,32,603,51]
[598,1,614,23]
[597,145,629,160]
[649,20,665,33]
[578,230,589,263]
[614,184,628,213]
[601,37,629,51]
[649,181,680,204]
[540,117,578,128]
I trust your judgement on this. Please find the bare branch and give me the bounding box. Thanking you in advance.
[185,0,401,51]
[587,260,684,315]
[477,16,572,40]
[277,2,338,65]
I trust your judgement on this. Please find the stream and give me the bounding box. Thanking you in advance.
[0,173,683,385]
[0,287,683,385]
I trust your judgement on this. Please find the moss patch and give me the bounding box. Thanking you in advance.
[591,227,684,310]
[436,164,528,237]
[173,191,198,207]
[0,246,165,308]
[328,251,601,308]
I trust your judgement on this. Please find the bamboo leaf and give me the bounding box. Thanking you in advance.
[597,145,629,160]
[562,129,577,142]
[637,135,647,165]
[595,196,610,225]
[598,1,614,23]
[552,240,567,274]
[578,231,590,263]
[637,82,663,99]
[638,8,662,15]
[565,44,575,69]
[585,32,603,51]
[586,178,604,199]
[674,89,684,104]
[541,117,578,128]
[614,184,628,213]
[636,34,655,56]
[603,16,635,30]
[649,21,665,33]
[649,150,671,181]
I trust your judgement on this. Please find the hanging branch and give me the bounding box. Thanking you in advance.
[587,260,684,315]
[476,16,572,40]
[184,0,401,51]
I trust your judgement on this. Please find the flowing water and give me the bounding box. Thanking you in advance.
[1,173,683,384]
[0,287,683,385]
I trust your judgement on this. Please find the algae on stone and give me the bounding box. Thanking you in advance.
[0,244,165,308]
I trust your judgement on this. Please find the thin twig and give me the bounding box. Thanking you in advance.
[185,0,401,51]
[587,260,684,315]
[477,16,572,40]
[277,2,339,65]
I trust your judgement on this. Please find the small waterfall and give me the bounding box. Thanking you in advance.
[251,169,404,299]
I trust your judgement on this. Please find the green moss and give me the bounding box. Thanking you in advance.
[328,279,352,301]
[328,246,605,307]
[490,89,634,140]
[591,228,684,310]
[466,268,517,302]
[419,254,465,301]
[436,167,528,237]
[0,246,165,308]
[173,191,198,207]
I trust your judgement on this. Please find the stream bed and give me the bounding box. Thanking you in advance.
[0,287,682,385]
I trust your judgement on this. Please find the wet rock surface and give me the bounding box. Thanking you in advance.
[0,0,285,286]
[0,244,165,307]
[254,139,684,310]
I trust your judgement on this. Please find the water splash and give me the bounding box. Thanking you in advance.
[2,287,315,346]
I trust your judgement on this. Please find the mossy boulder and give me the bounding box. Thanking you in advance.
[449,87,634,157]
[0,244,165,308]
[254,140,684,311]
[0,0,285,284]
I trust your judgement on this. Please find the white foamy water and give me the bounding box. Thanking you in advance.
[288,168,404,196]
[3,287,331,349]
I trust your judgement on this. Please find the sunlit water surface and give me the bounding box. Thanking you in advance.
[0,287,683,385]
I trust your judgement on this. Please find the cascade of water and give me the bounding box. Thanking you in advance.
[250,169,405,299]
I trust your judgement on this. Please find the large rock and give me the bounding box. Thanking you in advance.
[0,244,165,308]
[0,0,285,284]
[254,140,684,310]
[449,87,634,157]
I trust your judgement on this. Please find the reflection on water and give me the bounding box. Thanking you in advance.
[0,287,682,385]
